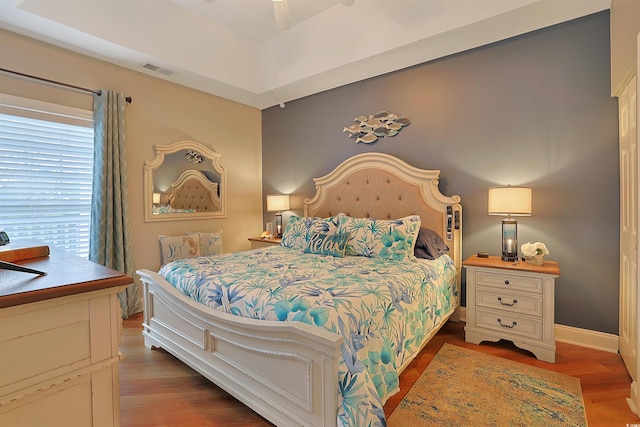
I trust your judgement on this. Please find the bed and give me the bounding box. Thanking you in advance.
[137,152,462,426]
[151,169,221,215]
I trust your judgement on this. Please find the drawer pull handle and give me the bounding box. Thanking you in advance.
[497,297,517,307]
[504,280,510,285]
[497,318,517,329]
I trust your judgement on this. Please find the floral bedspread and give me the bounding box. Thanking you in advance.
[159,245,457,427]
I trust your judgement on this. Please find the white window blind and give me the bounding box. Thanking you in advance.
[0,94,94,258]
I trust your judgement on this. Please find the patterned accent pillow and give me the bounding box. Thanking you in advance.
[337,213,421,261]
[159,234,200,265]
[187,231,223,256]
[281,215,340,250]
[303,231,350,257]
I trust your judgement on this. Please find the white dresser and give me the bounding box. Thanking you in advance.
[463,255,560,363]
[0,246,131,427]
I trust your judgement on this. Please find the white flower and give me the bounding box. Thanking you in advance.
[521,241,549,257]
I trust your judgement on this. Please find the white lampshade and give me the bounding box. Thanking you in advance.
[266,194,290,212]
[488,186,532,216]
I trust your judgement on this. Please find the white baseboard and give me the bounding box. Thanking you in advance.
[456,307,619,354]
[554,323,619,353]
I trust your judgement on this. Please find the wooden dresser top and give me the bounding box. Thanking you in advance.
[0,245,132,308]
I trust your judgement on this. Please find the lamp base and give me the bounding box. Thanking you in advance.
[275,213,283,238]
[500,218,518,263]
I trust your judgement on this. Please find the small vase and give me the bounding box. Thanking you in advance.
[525,255,544,265]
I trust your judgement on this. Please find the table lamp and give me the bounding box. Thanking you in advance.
[266,194,290,237]
[488,186,532,261]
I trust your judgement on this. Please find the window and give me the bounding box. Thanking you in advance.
[0,94,94,258]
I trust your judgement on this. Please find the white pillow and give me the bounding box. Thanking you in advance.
[159,233,200,265]
[187,230,223,256]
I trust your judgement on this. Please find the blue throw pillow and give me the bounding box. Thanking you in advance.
[304,231,350,257]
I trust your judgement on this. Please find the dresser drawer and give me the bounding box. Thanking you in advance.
[474,308,543,340]
[475,286,543,317]
[475,270,543,293]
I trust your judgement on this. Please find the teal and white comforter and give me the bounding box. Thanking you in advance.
[159,245,457,427]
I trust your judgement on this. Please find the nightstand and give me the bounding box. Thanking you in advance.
[463,255,560,363]
[248,236,282,249]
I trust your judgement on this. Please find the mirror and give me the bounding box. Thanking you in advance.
[144,140,226,222]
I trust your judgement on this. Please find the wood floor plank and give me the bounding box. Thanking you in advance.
[119,314,638,426]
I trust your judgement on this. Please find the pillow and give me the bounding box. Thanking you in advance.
[159,233,200,265]
[337,213,421,261]
[414,227,449,260]
[187,230,223,256]
[281,215,340,250]
[304,231,350,257]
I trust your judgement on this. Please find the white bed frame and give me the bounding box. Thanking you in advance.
[137,152,462,426]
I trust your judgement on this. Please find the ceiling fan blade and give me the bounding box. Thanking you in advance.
[273,0,291,32]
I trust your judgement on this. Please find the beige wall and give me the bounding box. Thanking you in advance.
[0,29,263,275]
[611,0,640,95]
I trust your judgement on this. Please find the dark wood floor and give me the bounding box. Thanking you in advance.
[120,313,637,426]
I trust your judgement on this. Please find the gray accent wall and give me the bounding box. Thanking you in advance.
[262,11,619,335]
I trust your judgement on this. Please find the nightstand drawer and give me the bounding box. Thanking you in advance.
[475,308,543,340]
[248,237,282,249]
[475,271,543,293]
[250,240,277,249]
[475,287,543,317]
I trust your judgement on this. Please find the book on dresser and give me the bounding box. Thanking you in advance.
[0,239,50,262]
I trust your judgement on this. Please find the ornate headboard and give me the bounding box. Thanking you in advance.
[304,152,462,275]
[167,169,221,212]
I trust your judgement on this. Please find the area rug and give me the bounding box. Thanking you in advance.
[387,343,587,426]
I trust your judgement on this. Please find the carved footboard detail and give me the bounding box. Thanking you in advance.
[138,269,343,427]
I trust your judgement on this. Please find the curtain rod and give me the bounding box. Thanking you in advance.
[0,68,132,104]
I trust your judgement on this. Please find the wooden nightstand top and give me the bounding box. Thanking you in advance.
[463,254,560,276]
[248,236,282,244]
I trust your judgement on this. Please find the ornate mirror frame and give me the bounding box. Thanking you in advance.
[144,140,226,222]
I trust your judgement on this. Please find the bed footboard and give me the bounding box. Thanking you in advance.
[137,269,343,427]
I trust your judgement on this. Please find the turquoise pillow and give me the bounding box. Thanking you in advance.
[304,231,350,257]
[337,213,421,261]
[281,215,340,250]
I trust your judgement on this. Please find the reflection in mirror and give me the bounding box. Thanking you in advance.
[144,141,226,222]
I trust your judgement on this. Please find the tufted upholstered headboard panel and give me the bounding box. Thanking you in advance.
[167,169,221,212]
[304,152,462,279]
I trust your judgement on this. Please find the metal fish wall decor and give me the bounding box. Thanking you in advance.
[185,149,204,163]
[343,111,411,144]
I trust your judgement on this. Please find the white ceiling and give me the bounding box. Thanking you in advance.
[0,0,611,109]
